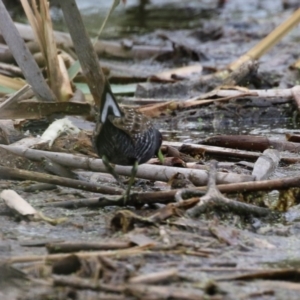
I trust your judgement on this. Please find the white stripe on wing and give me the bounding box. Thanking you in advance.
[101,91,122,123]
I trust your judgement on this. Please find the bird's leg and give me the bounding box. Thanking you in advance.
[123,160,139,204]
[102,155,125,189]
[102,157,138,205]
[157,148,164,163]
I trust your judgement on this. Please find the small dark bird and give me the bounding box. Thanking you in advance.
[94,80,162,199]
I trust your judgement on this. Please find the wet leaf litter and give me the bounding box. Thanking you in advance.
[0,0,300,299]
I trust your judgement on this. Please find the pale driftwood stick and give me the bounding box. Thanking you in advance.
[252,149,281,180]
[128,269,178,284]
[0,189,67,225]
[0,1,56,102]
[0,145,254,185]
[0,189,37,216]
[0,166,123,195]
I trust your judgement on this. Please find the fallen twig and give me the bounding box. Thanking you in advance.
[184,161,277,218]
[0,166,123,195]
[39,197,101,209]
[215,268,300,281]
[39,174,300,209]
[0,145,254,185]
[46,241,132,254]
[128,268,178,284]
[125,283,207,300]
[7,244,155,264]
[164,141,300,164]
[53,274,125,293]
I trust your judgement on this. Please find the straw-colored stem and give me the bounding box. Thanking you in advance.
[229,8,300,71]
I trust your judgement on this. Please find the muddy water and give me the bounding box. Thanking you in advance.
[72,0,300,136]
[11,0,298,138]
[3,3,300,298]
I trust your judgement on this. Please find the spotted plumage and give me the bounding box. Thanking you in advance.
[94,81,162,167]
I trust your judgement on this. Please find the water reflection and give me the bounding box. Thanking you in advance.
[160,115,300,143]
[50,0,217,37]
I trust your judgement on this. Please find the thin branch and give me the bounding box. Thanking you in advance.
[0,166,123,195]
[186,161,277,218]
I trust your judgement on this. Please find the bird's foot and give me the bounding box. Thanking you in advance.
[99,189,131,206]
[100,157,138,205]
[98,194,127,205]
[102,155,127,189]
[122,161,138,205]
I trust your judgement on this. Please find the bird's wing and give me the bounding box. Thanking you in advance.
[109,107,152,141]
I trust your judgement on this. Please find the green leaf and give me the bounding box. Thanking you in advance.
[74,82,90,94]
[111,83,137,94]
[74,82,137,95]
[0,85,17,94]
[68,60,81,81]
[157,149,164,163]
